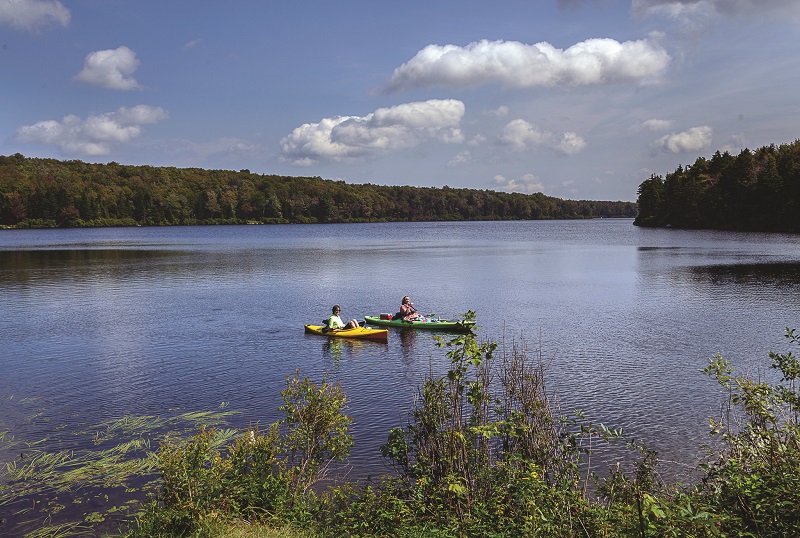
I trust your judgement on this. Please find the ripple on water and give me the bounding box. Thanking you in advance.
[2,221,800,489]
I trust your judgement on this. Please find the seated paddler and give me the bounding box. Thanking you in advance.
[399,295,422,321]
[325,305,360,331]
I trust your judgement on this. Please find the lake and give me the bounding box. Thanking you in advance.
[2,219,800,516]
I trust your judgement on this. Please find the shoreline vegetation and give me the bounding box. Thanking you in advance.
[0,154,636,229]
[634,138,800,233]
[2,320,799,537]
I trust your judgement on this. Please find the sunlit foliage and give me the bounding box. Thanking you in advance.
[0,153,636,228]
[635,139,800,232]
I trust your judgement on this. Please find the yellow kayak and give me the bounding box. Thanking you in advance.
[304,324,388,341]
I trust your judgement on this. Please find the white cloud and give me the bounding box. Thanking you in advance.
[74,46,142,90]
[484,105,510,118]
[467,134,487,147]
[0,0,69,31]
[653,125,712,153]
[633,0,711,18]
[562,180,579,196]
[384,37,670,92]
[491,173,545,194]
[715,133,748,155]
[633,0,800,20]
[16,105,169,155]
[280,99,465,165]
[447,150,472,167]
[641,118,672,131]
[558,132,587,155]
[499,119,587,155]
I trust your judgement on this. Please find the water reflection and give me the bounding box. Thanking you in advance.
[317,336,389,369]
[691,262,800,286]
[0,249,180,285]
[399,329,418,365]
[2,220,800,531]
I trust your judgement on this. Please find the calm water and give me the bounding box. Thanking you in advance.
[2,220,800,493]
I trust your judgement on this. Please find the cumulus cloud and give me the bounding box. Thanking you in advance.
[499,119,587,155]
[653,125,712,153]
[633,0,800,20]
[484,105,510,118]
[384,37,669,93]
[16,105,169,155]
[0,0,69,31]
[74,46,142,90]
[641,118,672,131]
[632,0,710,18]
[280,99,465,165]
[467,134,487,147]
[447,150,472,167]
[491,174,545,194]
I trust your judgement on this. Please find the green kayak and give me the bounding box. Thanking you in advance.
[364,315,475,333]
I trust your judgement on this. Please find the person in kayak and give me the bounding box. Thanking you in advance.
[400,295,422,321]
[326,305,360,331]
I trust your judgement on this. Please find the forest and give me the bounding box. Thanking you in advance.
[0,154,635,228]
[634,138,800,232]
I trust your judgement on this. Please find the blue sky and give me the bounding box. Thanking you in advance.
[2,0,799,202]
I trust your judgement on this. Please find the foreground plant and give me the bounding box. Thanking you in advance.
[280,371,353,499]
[596,328,800,537]
[7,326,800,537]
[131,372,352,537]
[354,316,632,536]
[699,328,800,536]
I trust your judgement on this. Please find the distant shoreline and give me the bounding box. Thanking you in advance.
[0,153,637,229]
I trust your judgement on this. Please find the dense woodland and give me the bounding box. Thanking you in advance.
[634,138,800,232]
[0,154,635,228]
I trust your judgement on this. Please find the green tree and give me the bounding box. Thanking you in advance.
[633,174,665,226]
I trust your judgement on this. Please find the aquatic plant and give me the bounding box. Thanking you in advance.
[0,405,236,537]
[4,327,800,537]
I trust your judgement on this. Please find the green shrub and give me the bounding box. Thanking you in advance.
[699,328,800,536]
[15,218,57,228]
[126,327,800,537]
[280,371,353,499]
[370,315,633,536]
[129,372,352,536]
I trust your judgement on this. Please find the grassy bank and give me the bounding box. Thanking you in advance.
[2,320,799,537]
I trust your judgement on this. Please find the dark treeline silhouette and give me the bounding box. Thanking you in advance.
[634,139,800,232]
[0,154,635,228]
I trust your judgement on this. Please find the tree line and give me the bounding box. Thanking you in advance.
[0,153,636,228]
[634,138,800,232]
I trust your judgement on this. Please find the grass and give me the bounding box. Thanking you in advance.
[208,521,316,538]
[0,402,240,536]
